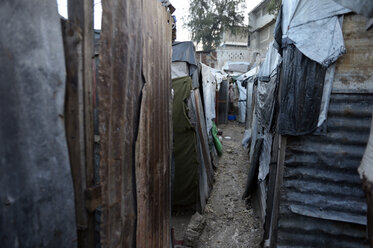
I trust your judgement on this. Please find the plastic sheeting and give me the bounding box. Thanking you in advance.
[0,1,76,246]
[201,63,227,135]
[172,41,198,76]
[172,76,199,206]
[280,0,351,67]
[242,129,252,149]
[359,110,373,182]
[245,80,255,129]
[278,45,327,136]
[172,61,189,79]
[318,63,336,127]
[222,61,251,73]
[256,42,282,131]
[258,132,273,181]
[236,66,259,82]
[236,80,247,123]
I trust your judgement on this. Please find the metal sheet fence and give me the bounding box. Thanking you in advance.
[273,14,373,248]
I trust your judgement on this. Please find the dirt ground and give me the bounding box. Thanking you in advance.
[172,121,263,248]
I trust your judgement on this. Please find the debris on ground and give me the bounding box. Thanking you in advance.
[183,212,206,247]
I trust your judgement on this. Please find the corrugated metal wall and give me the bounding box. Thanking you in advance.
[98,0,172,247]
[273,14,373,248]
[277,93,372,247]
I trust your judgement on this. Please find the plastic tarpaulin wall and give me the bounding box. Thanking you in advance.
[278,45,327,135]
[236,80,247,123]
[256,42,282,132]
[201,63,227,135]
[172,41,198,76]
[280,0,351,67]
[264,14,373,248]
[0,0,77,247]
[172,76,199,206]
[172,61,189,79]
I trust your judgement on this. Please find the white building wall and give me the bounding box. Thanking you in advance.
[216,46,250,69]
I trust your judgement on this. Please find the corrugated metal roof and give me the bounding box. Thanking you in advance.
[276,93,373,247]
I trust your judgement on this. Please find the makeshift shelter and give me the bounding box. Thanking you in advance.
[242,0,373,246]
[172,42,214,211]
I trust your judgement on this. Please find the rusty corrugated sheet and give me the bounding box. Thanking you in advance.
[273,14,373,248]
[98,0,172,247]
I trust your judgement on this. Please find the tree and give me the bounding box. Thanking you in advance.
[186,0,247,51]
[266,0,281,15]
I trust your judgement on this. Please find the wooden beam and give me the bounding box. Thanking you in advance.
[67,1,96,247]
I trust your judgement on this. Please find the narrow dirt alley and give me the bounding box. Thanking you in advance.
[194,121,263,248]
[172,121,263,247]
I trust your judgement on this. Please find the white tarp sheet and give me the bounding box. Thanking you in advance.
[171,61,189,79]
[236,80,247,123]
[281,0,351,67]
[201,63,227,135]
[222,61,251,73]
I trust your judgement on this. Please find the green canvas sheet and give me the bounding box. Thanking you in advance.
[172,76,199,206]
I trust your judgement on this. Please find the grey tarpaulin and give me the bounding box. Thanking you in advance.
[245,80,255,130]
[242,129,252,149]
[280,0,351,67]
[243,135,263,199]
[258,132,273,181]
[0,0,77,247]
[256,42,282,132]
[318,63,336,127]
[222,61,251,73]
[172,41,198,76]
[257,42,281,82]
[172,61,189,79]
[278,45,327,135]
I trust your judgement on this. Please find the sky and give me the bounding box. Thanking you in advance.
[57,0,102,29]
[57,0,262,36]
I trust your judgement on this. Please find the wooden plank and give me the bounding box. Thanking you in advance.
[68,0,95,191]
[99,0,142,247]
[68,1,95,247]
[61,19,89,245]
[136,0,173,247]
[194,89,214,188]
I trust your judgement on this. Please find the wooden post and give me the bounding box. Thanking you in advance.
[67,1,95,247]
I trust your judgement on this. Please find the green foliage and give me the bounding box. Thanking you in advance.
[186,0,247,51]
[266,0,281,15]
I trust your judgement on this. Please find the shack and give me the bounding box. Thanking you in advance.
[172,42,214,212]
[243,0,373,247]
